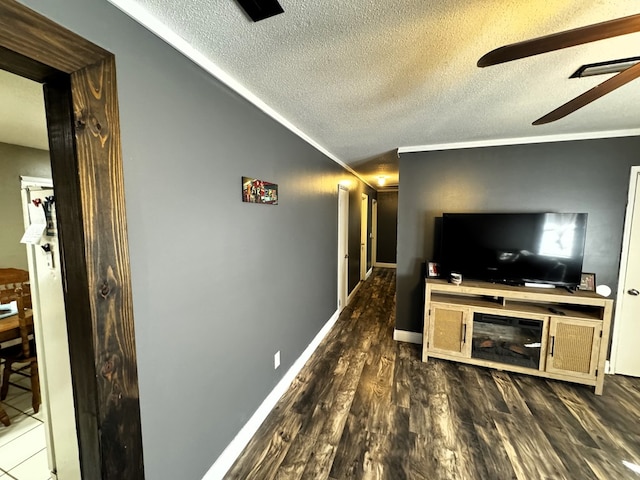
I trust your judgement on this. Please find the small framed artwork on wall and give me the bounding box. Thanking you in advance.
[242,177,278,205]
[578,272,596,292]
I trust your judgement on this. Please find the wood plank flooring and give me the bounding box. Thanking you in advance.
[224,268,640,480]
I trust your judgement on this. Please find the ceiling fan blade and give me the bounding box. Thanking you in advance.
[532,61,640,125]
[478,13,640,67]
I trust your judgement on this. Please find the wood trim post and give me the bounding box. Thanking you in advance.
[0,1,144,478]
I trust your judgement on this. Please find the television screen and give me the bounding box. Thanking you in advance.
[440,213,587,287]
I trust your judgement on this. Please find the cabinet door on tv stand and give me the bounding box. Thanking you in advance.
[545,317,601,380]
[425,304,471,359]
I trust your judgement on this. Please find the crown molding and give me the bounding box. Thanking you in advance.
[106,0,373,189]
[398,129,640,154]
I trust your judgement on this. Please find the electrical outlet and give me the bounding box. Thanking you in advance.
[274,351,281,369]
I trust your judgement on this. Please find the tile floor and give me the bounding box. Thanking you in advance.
[0,373,51,480]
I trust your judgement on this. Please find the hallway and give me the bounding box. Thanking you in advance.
[225,268,640,479]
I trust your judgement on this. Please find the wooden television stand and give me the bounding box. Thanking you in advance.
[422,278,613,395]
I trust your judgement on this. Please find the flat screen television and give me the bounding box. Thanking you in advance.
[440,212,588,287]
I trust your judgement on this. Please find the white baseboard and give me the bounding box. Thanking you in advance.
[374,262,396,268]
[365,267,373,280]
[605,360,612,375]
[202,308,341,479]
[393,329,423,344]
[347,280,363,304]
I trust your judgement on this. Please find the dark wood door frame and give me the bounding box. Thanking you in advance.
[0,1,144,478]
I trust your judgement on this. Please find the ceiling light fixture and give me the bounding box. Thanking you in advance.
[377,176,386,187]
[571,56,640,78]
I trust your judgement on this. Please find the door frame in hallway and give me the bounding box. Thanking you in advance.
[611,165,640,375]
[360,193,368,280]
[338,185,349,311]
[371,198,377,266]
[20,176,81,477]
[0,2,143,478]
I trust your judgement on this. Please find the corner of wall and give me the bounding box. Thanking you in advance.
[201,307,341,479]
[393,329,422,344]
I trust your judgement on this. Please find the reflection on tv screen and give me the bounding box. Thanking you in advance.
[440,213,587,287]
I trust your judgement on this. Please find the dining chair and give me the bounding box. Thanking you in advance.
[0,282,40,416]
[0,283,20,426]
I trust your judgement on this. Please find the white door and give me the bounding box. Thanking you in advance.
[338,186,349,311]
[372,199,378,267]
[612,167,640,376]
[21,177,81,478]
[360,193,368,280]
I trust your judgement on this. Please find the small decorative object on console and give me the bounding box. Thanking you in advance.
[450,272,462,285]
[579,272,596,292]
[427,262,440,277]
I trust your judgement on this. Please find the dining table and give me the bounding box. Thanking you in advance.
[0,268,31,426]
[0,303,33,427]
[0,312,24,427]
[0,313,33,427]
[0,311,33,343]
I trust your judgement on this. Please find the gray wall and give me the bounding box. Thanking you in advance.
[376,190,398,264]
[0,142,51,270]
[20,1,370,478]
[397,137,640,333]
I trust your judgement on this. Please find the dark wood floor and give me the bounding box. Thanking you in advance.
[224,268,640,480]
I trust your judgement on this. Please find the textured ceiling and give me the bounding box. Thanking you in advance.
[107,0,640,187]
[5,2,640,188]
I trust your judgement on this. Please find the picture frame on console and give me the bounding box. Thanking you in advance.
[579,272,596,292]
[427,262,440,278]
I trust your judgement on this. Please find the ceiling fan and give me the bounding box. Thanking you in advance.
[477,13,640,125]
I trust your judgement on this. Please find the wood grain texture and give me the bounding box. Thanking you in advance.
[1,3,144,478]
[549,381,640,466]
[0,0,108,75]
[513,375,598,480]
[493,411,570,479]
[70,57,144,479]
[44,73,104,479]
[477,14,640,67]
[225,269,640,480]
